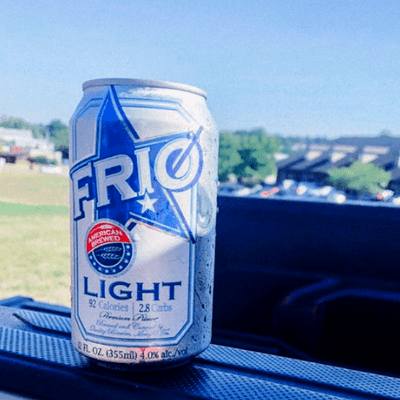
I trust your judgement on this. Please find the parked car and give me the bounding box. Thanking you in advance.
[327,189,347,204]
[218,182,247,195]
[296,182,309,196]
[376,189,394,202]
[276,179,297,196]
[315,186,333,198]
[259,186,280,198]
[389,196,400,206]
[295,182,332,199]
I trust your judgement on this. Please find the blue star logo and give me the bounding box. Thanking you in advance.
[71,86,203,242]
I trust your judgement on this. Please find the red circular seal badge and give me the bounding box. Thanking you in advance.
[86,220,135,276]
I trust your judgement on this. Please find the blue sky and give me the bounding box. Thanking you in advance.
[1,0,400,138]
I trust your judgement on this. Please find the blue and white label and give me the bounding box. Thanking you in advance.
[71,86,203,242]
[71,86,201,346]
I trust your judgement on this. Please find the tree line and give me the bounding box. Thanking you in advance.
[218,128,393,195]
[0,118,282,184]
[0,116,393,196]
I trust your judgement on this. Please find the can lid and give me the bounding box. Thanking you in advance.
[82,78,207,99]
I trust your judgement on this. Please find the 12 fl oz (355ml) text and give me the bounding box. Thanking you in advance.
[77,341,187,361]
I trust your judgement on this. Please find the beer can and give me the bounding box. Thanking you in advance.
[69,78,219,370]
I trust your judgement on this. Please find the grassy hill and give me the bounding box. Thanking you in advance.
[0,163,70,306]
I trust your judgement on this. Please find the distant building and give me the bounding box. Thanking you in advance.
[276,136,400,193]
[0,127,58,164]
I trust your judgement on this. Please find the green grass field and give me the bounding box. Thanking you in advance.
[0,163,71,306]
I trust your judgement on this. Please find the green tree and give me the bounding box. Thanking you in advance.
[275,135,298,155]
[0,116,31,130]
[234,129,280,183]
[218,129,280,184]
[218,131,242,182]
[328,161,391,195]
[218,128,280,184]
[46,119,69,159]
[31,124,47,139]
[379,129,393,137]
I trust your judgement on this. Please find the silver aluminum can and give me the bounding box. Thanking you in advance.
[69,78,218,370]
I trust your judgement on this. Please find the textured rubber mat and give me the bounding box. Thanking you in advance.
[13,310,71,335]
[0,326,85,367]
[0,304,400,399]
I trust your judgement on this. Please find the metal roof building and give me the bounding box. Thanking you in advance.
[276,136,400,193]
